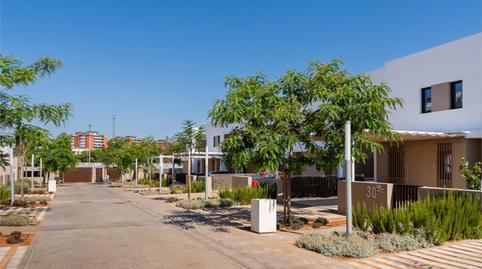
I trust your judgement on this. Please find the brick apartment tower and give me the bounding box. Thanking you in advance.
[71,131,108,150]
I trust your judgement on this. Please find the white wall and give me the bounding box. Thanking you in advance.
[368,33,482,137]
[205,123,234,153]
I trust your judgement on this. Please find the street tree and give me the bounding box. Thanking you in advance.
[209,60,402,225]
[38,134,78,183]
[0,56,72,168]
[174,120,206,199]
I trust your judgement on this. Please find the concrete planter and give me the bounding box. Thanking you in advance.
[48,179,57,193]
[250,199,276,233]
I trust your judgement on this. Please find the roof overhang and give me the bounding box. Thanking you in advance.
[369,130,468,142]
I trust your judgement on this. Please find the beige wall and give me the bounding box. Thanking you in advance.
[431,82,451,112]
[338,181,394,214]
[377,138,481,188]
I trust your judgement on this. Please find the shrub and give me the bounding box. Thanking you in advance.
[375,232,432,252]
[165,197,179,203]
[459,157,481,190]
[312,217,329,228]
[219,198,236,207]
[0,186,10,201]
[170,185,187,194]
[353,192,482,245]
[191,181,205,193]
[175,199,204,210]
[30,197,48,205]
[13,199,29,207]
[296,233,375,258]
[203,199,220,208]
[33,189,47,194]
[0,215,33,226]
[219,183,277,205]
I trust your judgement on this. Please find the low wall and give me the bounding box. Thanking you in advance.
[418,186,482,200]
[338,181,394,214]
[211,174,253,190]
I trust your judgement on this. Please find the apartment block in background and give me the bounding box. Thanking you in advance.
[71,131,108,150]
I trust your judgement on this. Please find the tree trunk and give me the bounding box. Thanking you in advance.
[283,175,287,225]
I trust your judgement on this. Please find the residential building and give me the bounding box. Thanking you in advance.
[206,33,482,188]
[71,131,108,150]
[0,146,17,184]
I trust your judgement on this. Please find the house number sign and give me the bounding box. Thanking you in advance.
[366,185,385,199]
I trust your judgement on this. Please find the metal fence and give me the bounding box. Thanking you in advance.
[391,184,420,208]
[290,176,338,198]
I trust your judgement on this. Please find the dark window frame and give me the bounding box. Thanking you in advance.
[421,87,432,113]
[213,135,221,147]
[450,80,463,109]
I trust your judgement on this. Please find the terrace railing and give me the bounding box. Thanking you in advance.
[290,176,338,198]
[391,184,420,208]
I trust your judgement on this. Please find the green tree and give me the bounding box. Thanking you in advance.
[136,137,160,189]
[174,120,206,199]
[459,157,481,190]
[209,60,402,225]
[0,56,72,168]
[38,134,78,183]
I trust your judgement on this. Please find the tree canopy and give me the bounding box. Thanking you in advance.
[0,56,72,167]
[210,60,403,174]
[173,120,206,153]
[38,134,78,181]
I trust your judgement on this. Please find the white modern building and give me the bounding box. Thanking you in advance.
[206,33,482,188]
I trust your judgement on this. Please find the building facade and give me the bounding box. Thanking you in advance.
[71,131,108,150]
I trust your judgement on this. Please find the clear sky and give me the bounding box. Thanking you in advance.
[0,0,480,139]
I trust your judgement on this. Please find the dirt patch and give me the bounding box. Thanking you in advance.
[0,233,35,246]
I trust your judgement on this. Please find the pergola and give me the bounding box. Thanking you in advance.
[151,147,224,199]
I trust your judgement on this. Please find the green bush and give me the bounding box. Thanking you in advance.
[175,199,204,210]
[0,186,10,201]
[170,185,187,194]
[203,199,220,208]
[0,215,34,226]
[312,217,329,228]
[12,199,29,207]
[353,192,482,245]
[219,183,277,205]
[296,233,375,258]
[219,198,236,207]
[191,180,205,193]
[375,232,433,252]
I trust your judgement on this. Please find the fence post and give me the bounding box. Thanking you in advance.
[345,121,352,235]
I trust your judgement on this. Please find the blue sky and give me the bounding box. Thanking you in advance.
[0,0,480,139]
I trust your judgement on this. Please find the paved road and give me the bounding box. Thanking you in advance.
[19,184,348,269]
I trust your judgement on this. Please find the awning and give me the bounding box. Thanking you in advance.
[369,130,468,142]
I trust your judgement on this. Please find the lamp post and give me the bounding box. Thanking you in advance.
[135,158,138,187]
[9,147,15,205]
[204,145,208,200]
[30,154,34,194]
[159,154,163,193]
[345,121,352,235]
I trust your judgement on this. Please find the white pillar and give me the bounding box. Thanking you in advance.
[171,156,175,181]
[373,150,378,182]
[31,154,35,194]
[159,154,163,193]
[205,145,209,200]
[40,158,43,183]
[135,159,138,186]
[344,121,352,235]
[9,147,15,205]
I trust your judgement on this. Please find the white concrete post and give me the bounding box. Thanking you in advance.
[345,121,352,235]
[159,154,163,193]
[40,158,43,183]
[9,147,15,205]
[204,145,209,200]
[30,154,34,194]
[135,158,138,186]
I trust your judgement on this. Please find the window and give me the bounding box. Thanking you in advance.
[437,143,452,187]
[388,145,405,184]
[213,135,221,147]
[421,87,432,113]
[450,81,462,109]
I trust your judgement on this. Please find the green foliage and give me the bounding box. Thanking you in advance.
[175,199,204,210]
[296,233,375,258]
[219,198,236,207]
[0,214,34,226]
[219,183,277,205]
[209,59,402,175]
[191,180,205,193]
[0,56,71,168]
[0,186,10,201]
[203,199,220,208]
[353,192,482,245]
[37,134,78,178]
[459,157,481,190]
[375,232,432,252]
[312,217,329,228]
[173,120,206,153]
[170,185,187,194]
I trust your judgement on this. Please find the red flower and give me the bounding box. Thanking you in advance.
[252,179,259,187]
